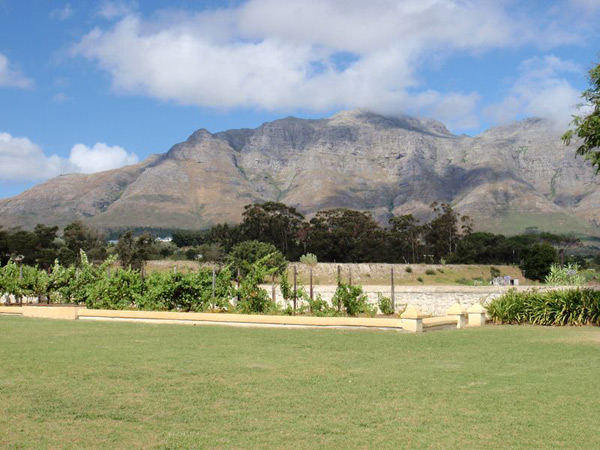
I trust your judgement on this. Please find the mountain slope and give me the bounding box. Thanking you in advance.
[1,110,599,235]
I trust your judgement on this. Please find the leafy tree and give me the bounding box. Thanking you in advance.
[226,240,287,276]
[519,243,558,281]
[206,223,241,253]
[422,202,468,261]
[388,214,422,263]
[240,202,305,258]
[307,209,389,262]
[63,221,106,263]
[563,61,600,173]
[115,231,154,271]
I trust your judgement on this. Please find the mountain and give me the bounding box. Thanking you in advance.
[1,110,599,237]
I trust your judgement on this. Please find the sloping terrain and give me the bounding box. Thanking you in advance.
[1,110,599,236]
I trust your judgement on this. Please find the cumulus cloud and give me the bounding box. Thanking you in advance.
[0,53,32,89]
[71,0,593,130]
[0,132,138,182]
[69,143,138,173]
[50,3,73,21]
[96,1,137,20]
[484,55,584,128]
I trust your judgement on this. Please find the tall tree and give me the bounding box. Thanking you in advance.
[239,202,305,258]
[388,214,422,263]
[63,221,106,263]
[116,231,154,271]
[563,61,600,173]
[307,209,388,263]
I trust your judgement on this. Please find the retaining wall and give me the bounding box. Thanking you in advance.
[260,284,561,316]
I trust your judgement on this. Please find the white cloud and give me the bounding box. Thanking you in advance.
[50,3,73,21]
[52,92,71,103]
[0,132,138,182]
[0,53,32,89]
[71,1,593,130]
[69,142,138,173]
[484,55,584,128]
[97,1,137,20]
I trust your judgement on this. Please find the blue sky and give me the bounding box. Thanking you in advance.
[0,0,599,198]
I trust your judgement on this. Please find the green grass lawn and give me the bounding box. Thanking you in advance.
[1,318,599,449]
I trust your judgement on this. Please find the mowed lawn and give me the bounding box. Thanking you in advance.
[1,318,600,449]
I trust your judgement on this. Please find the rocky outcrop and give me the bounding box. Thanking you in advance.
[1,110,599,235]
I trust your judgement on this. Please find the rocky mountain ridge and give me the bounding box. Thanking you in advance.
[1,110,599,236]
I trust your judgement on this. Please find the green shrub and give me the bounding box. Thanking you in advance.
[545,263,585,286]
[299,253,318,266]
[332,284,371,317]
[86,267,143,310]
[425,269,435,275]
[405,266,413,273]
[487,288,600,326]
[490,266,501,278]
[417,277,424,283]
[377,293,394,315]
[236,255,278,314]
[227,240,287,277]
[437,268,444,274]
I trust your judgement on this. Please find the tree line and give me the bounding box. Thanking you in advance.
[1,201,594,281]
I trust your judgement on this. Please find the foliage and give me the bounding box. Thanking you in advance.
[87,267,143,310]
[490,266,501,278]
[405,266,412,273]
[226,240,287,277]
[240,202,305,259]
[299,253,318,266]
[116,231,154,270]
[563,61,600,173]
[235,254,278,314]
[487,288,600,326]
[544,263,586,286]
[377,293,394,315]
[425,269,436,275]
[331,284,373,317]
[519,243,557,281]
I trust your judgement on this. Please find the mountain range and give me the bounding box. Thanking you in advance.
[1,110,599,237]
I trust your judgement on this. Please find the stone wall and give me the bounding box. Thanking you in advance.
[260,284,560,316]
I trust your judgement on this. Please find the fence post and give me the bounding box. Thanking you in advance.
[391,267,395,312]
[212,266,216,300]
[348,267,352,286]
[173,266,177,274]
[309,267,313,300]
[337,265,341,287]
[236,268,241,304]
[272,274,276,303]
[293,265,297,313]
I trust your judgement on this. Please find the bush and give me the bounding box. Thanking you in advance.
[425,269,435,275]
[377,293,394,315]
[299,253,318,266]
[86,267,143,310]
[227,240,287,277]
[332,284,373,316]
[545,263,585,286]
[405,266,413,273]
[417,277,424,282]
[490,266,501,278]
[519,243,557,281]
[487,288,600,326]
[236,255,278,314]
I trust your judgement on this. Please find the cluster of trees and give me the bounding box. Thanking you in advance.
[0,222,106,269]
[1,201,596,282]
[173,201,474,264]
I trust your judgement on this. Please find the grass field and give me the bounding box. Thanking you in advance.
[1,317,599,449]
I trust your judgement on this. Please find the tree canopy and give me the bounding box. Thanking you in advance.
[563,61,600,173]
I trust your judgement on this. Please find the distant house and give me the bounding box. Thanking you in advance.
[156,237,173,243]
